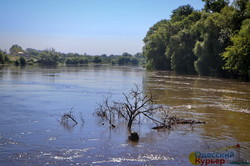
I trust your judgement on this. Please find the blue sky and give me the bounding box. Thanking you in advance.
[0,0,204,55]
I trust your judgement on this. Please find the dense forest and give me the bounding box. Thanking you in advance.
[0,45,144,66]
[143,0,250,80]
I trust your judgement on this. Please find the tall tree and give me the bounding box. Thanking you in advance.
[25,48,40,56]
[222,19,250,80]
[194,13,225,76]
[142,1,249,79]
[9,44,24,56]
[0,52,5,64]
[143,20,172,70]
[171,4,195,22]
[232,0,250,30]
[37,51,59,66]
[202,0,230,13]
[169,11,201,74]
[93,56,102,64]
[19,56,27,66]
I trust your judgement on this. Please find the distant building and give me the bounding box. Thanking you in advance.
[16,51,28,57]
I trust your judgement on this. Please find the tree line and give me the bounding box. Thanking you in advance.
[0,45,145,66]
[143,0,250,80]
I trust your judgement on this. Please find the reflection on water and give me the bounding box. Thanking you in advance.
[0,65,249,165]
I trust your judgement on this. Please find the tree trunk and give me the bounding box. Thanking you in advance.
[127,119,133,131]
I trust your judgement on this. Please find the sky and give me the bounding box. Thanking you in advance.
[0,0,205,55]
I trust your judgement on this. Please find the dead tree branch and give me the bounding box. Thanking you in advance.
[94,85,166,131]
[61,109,78,126]
[95,85,206,132]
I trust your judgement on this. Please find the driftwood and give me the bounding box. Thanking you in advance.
[152,116,206,130]
[152,125,171,130]
[61,113,78,124]
[61,109,78,126]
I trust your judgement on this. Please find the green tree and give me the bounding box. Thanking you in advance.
[9,44,24,56]
[122,52,132,57]
[142,0,250,80]
[233,0,249,13]
[143,20,171,70]
[144,6,199,72]
[4,55,10,63]
[169,11,201,74]
[118,56,130,65]
[0,52,5,64]
[134,53,143,58]
[202,0,229,13]
[232,0,250,30]
[37,51,59,66]
[19,56,26,66]
[218,6,238,46]
[15,59,20,66]
[246,1,250,18]
[25,48,40,57]
[222,19,250,79]
[79,57,89,64]
[0,51,10,64]
[65,57,79,65]
[193,13,226,76]
[130,58,139,65]
[171,4,194,22]
[93,56,102,63]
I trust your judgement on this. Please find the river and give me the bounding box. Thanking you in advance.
[0,65,249,166]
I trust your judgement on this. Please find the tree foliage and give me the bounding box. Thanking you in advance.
[171,4,195,22]
[0,52,5,64]
[0,50,10,64]
[65,57,89,65]
[4,43,144,66]
[19,56,27,66]
[222,19,250,78]
[193,13,225,76]
[143,20,171,70]
[143,0,250,79]
[9,44,24,56]
[37,50,60,66]
[202,0,230,13]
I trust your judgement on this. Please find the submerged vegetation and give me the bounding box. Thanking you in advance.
[95,85,164,131]
[94,85,205,135]
[60,108,85,130]
[143,0,250,80]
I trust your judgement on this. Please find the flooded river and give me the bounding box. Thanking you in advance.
[0,65,249,165]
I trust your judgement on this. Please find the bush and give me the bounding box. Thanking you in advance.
[15,59,20,66]
[19,56,26,66]
[0,52,4,64]
[93,56,102,63]
[79,57,89,64]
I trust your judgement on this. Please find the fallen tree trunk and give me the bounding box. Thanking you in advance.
[152,125,171,130]
[152,117,206,130]
[176,119,206,124]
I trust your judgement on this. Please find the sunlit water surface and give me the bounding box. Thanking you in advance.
[0,65,249,166]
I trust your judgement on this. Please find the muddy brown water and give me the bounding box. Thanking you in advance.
[0,65,249,165]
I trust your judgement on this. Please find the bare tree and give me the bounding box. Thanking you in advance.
[95,85,165,131]
[95,85,206,132]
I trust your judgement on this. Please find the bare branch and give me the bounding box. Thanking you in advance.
[141,112,164,126]
[95,84,206,133]
[122,92,133,111]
